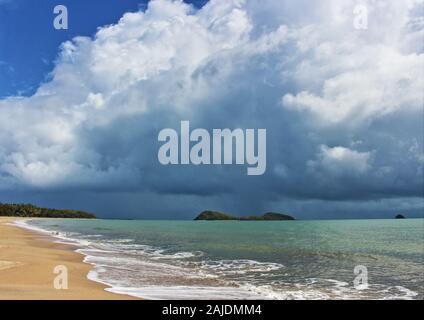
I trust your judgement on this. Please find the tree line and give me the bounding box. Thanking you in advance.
[0,203,96,219]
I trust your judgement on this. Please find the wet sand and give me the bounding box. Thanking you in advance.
[0,217,137,300]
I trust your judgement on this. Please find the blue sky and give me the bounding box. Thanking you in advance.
[0,0,422,219]
[0,0,207,98]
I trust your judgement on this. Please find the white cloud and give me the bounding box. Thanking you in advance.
[0,0,422,207]
[283,47,423,125]
[281,0,424,126]
[308,145,372,177]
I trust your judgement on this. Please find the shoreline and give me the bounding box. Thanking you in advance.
[2,217,420,300]
[0,217,137,300]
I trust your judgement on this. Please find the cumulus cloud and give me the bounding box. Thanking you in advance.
[0,0,422,217]
[283,48,423,125]
[308,145,372,177]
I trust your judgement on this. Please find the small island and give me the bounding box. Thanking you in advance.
[194,210,295,221]
[0,203,96,219]
[395,214,406,219]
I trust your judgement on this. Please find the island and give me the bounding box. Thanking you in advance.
[395,214,406,219]
[0,203,96,219]
[194,210,295,221]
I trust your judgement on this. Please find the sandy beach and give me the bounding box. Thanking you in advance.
[0,217,134,300]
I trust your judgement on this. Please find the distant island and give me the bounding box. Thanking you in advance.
[0,203,96,219]
[395,214,406,219]
[194,210,295,221]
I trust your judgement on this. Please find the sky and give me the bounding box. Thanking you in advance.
[0,0,208,97]
[0,0,423,219]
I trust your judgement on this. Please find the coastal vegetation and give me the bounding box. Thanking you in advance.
[0,203,96,219]
[194,210,295,221]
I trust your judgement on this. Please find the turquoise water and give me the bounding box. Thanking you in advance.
[23,219,423,299]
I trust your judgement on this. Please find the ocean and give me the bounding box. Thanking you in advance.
[18,218,423,300]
